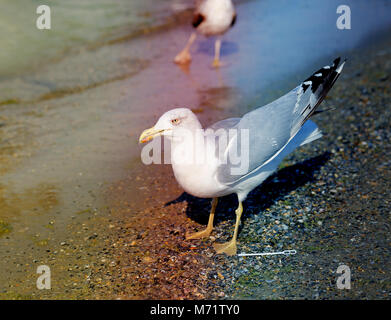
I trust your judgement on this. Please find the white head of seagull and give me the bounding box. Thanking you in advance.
[139,108,202,143]
[140,57,346,256]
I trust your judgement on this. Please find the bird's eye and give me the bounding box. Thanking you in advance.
[171,118,180,125]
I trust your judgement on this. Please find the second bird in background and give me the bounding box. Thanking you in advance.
[174,0,237,68]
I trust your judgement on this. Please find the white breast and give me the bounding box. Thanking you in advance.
[170,132,229,198]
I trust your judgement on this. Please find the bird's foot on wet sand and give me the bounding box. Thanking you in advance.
[214,239,237,256]
[174,49,192,65]
[212,58,223,68]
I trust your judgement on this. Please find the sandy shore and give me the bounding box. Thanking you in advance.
[1,1,391,299]
[84,34,391,299]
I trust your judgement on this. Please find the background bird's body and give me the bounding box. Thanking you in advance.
[196,0,236,36]
[174,0,236,66]
[140,58,345,255]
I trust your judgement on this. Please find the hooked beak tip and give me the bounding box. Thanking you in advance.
[139,127,161,144]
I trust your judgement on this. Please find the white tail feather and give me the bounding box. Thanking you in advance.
[300,126,322,146]
[291,119,323,148]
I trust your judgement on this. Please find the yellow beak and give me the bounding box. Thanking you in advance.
[139,127,164,143]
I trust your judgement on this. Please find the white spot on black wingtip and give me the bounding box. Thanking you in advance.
[336,60,346,74]
[293,57,346,131]
[297,57,345,114]
[302,81,312,92]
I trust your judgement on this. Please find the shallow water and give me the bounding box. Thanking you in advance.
[0,0,191,78]
[1,0,391,98]
[0,0,391,298]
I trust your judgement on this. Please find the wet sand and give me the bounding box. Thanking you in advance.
[99,35,391,300]
[1,0,391,299]
[0,5,238,299]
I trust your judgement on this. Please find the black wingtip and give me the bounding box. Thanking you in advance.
[332,57,341,67]
[192,13,205,28]
[333,57,348,68]
[230,13,237,27]
[297,57,346,125]
[301,57,346,93]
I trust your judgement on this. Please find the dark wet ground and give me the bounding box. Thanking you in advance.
[94,35,391,300]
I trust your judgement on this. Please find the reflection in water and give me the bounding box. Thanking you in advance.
[0,0,192,78]
[198,86,238,111]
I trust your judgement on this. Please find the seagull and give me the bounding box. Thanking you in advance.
[139,58,345,255]
[174,0,236,67]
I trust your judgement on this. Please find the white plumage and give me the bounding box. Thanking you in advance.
[197,0,236,36]
[140,58,345,255]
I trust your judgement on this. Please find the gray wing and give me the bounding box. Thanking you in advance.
[207,118,241,131]
[206,118,241,162]
[216,57,345,185]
